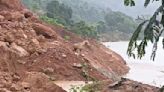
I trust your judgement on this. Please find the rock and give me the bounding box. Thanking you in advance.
[17,60,26,64]
[0,0,23,10]
[0,41,9,48]
[31,39,40,45]
[62,53,67,58]
[73,63,82,68]
[103,78,160,92]
[22,72,66,92]
[32,23,57,39]
[12,74,21,82]
[3,11,24,21]
[0,15,4,22]
[10,43,29,57]
[43,68,54,75]
[21,82,30,91]
[0,88,12,92]
[23,9,33,18]
[74,52,79,56]
[81,54,85,57]
[10,84,21,91]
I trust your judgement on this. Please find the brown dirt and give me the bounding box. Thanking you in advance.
[0,0,159,92]
[102,78,160,92]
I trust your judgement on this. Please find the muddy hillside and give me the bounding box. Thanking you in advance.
[0,0,160,92]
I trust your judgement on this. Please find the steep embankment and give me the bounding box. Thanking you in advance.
[0,0,130,92]
[0,0,159,92]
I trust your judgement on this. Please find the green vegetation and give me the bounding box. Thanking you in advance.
[70,21,98,39]
[69,81,102,92]
[46,0,73,26]
[39,15,64,27]
[58,0,137,41]
[64,35,71,40]
[22,0,138,41]
[125,0,163,60]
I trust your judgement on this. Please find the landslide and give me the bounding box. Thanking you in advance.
[0,0,157,92]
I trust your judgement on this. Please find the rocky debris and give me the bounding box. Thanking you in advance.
[73,63,83,68]
[0,0,129,81]
[21,72,66,92]
[10,43,29,57]
[102,78,160,92]
[61,53,67,58]
[43,67,54,75]
[32,23,57,39]
[0,0,137,92]
[0,0,23,10]
[73,40,91,53]
[0,72,66,92]
[72,40,129,82]
[0,15,5,22]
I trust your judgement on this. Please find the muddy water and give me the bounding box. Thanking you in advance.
[103,39,164,87]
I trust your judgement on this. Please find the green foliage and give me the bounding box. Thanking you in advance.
[64,35,71,40]
[124,0,135,6]
[144,0,151,7]
[102,11,137,34]
[124,0,159,7]
[70,85,82,92]
[80,82,101,92]
[22,0,47,14]
[126,0,164,60]
[46,0,73,25]
[39,15,64,27]
[69,82,102,92]
[127,20,149,59]
[70,21,98,39]
[59,0,107,23]
[22,0,138,41]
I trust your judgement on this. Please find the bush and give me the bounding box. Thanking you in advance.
[64,35,71,40]
[39,15,64,27]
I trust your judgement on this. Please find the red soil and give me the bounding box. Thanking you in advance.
[0,0,159,92]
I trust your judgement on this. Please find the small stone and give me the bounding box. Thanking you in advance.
[81,54,85,57]
[10,84,21,91]
[43,68,54,74]
[74,52,79,56]
[62,54,67,58]
[0,88,12,92]
[73,63,82,68]
[31,39,39,45]
[12,74,21,82]
[0,15,5,22]
[33,60,37,63]
[17,60,26,64]
[49,76,56,81]
[23,34,28,39]
[21,82,30,91]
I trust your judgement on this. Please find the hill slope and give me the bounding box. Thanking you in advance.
[0,0,160,92]
[21,0,138,41]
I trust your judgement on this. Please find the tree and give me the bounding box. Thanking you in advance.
[46,0,73,25]
[125,0,164,60]
[70,21,98,39]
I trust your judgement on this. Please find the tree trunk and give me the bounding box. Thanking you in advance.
[161,0,164,26]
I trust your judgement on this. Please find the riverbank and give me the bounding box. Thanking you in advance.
[103,40,164,87]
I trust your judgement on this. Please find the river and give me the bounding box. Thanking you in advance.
[103,39,164,87]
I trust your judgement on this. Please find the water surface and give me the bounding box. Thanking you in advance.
[103,39,164,87]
